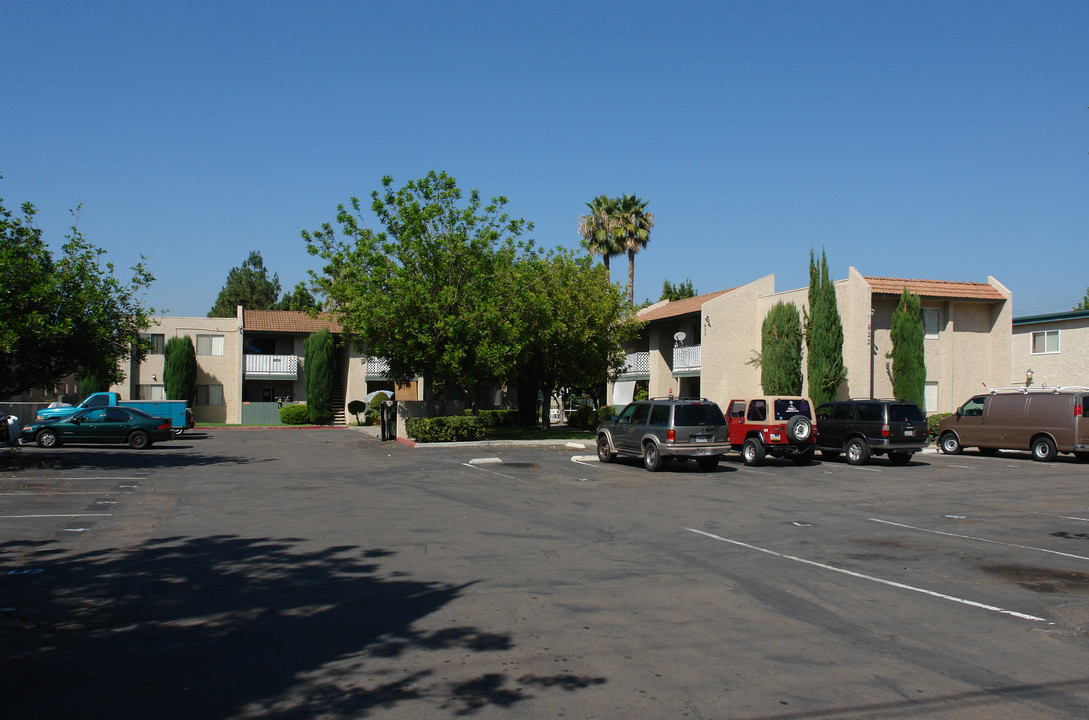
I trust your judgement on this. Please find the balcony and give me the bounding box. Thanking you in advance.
[617,351,650,378]
[244,354,299,380]
[366,356,391,379]
[673,345,701,375]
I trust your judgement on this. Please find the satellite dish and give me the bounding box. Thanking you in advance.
[673,331,686,346]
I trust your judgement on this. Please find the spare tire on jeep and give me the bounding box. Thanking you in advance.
[786,415,812,444]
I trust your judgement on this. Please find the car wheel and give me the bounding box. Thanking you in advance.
[786,416,813,444]
[888,451,913,465]
[36,429,59,448]
[1031,436,1057,462]
[939,432,962,455]
[696,456,719,472]
[643,442,663,472]
[821,450,841,460]
[791,449,814,466]
[741,438,766,466]
[845,438,870,466]
[128,431,151,450]
[596,435,615,463]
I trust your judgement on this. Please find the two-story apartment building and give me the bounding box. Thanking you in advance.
[613,267,1012,415]
[114,307,411,424]
[1010,309,1089,390]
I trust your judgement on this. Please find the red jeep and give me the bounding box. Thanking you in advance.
[726,396,817,466]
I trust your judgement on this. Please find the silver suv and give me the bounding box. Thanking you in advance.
[596,397,730,472]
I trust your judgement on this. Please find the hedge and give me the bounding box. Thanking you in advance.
[407,415,488,443]
[280,403,311,425]
[927,412,952,441]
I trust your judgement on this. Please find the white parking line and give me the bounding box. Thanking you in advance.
[0,513,113,519]
[869,518,1089,562]
[685,527,1049,623]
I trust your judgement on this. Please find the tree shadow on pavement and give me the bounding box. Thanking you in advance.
[1,535,605,718]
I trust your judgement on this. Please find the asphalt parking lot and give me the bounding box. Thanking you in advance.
[4,430,1089,719]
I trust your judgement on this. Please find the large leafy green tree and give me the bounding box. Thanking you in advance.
[208,250,282,317]
[577,195,622,272]
[761,301,803,395]
[1,191,155,398]
[888,288,926,405]
[613,194,654,306]
[303,172,533,413]
[803,249,847,406]
[304,328,335,424]
[512,249,641,428]
[163,335,197,404]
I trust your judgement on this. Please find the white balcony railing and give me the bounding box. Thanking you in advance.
[366,356,390,378]
[673,345,701,373]
[244,354,299,379]
[618,351,650,377]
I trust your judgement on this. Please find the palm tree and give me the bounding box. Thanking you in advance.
[577,195,622,272]
[614,194,654,305]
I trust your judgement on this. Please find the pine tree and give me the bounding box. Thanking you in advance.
[761,301,802,395]
[888,288,926,405]
[803,249,847,406]
[163,336,196,404]
[304,329,335,424]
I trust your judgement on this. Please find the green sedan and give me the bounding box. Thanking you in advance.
[20,406,174,449]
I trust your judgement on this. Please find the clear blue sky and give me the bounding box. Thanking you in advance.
[3,1,1086,317]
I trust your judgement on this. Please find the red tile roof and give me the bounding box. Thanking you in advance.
[243,310,342,334]
[863,276,1006,301]
[637,289,733,323]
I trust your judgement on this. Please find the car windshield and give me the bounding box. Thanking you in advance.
[673,403,726,426]
[773,399,811,420]
[887,404,924,422]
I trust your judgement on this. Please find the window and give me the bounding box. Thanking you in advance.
[924,382,938,415]
[921,308,939,339]
[196,334,225,356]
[138,384,165,401]
[648,405,670,426]
[196,384,224,406]
[1031,330,1059,354]
[961,396,985,417]
[141,333,165,354]
[747,400,767,422]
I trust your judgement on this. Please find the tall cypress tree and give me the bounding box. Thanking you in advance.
[304,329,335,424]
[761,301,802,395]
[804,249,847,406]
[163,336,196,404]
[888,288,926,405]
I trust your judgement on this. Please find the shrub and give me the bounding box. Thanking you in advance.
[280,403,311,425]
[304,329,334,424]
[406,415,487,442]
[463,409,519,428]
[347,400,367,425]
[568,404,597,429]
[928,412,952,441]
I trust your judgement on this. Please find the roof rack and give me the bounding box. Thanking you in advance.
[648,396,714,402]
[983,385,1089,395]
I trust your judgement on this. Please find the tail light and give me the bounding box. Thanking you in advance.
[1076,403,1082,417]
[881,424,890,437]
[666,429,675,443]
[157,422,171,431]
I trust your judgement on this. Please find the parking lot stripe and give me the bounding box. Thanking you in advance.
[685,527,1049,623]
[869,518,1089,562]
[0,513,113,519]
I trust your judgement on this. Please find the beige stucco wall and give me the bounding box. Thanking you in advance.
[115,309,244,424]
[620,268,1012,416]
[1012,319,1089,389]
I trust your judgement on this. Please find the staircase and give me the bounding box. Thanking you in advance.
[330,384,346,426]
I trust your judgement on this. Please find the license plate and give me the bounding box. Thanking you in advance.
[904,428,915,437]
[695,436,709,443]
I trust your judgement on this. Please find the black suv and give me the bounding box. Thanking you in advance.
[597,397,730,472]
[814,399,928,465]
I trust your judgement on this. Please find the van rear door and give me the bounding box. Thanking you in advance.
[1076,394,1089,454]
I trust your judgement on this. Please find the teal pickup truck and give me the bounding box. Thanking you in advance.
[37,392,193,433]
